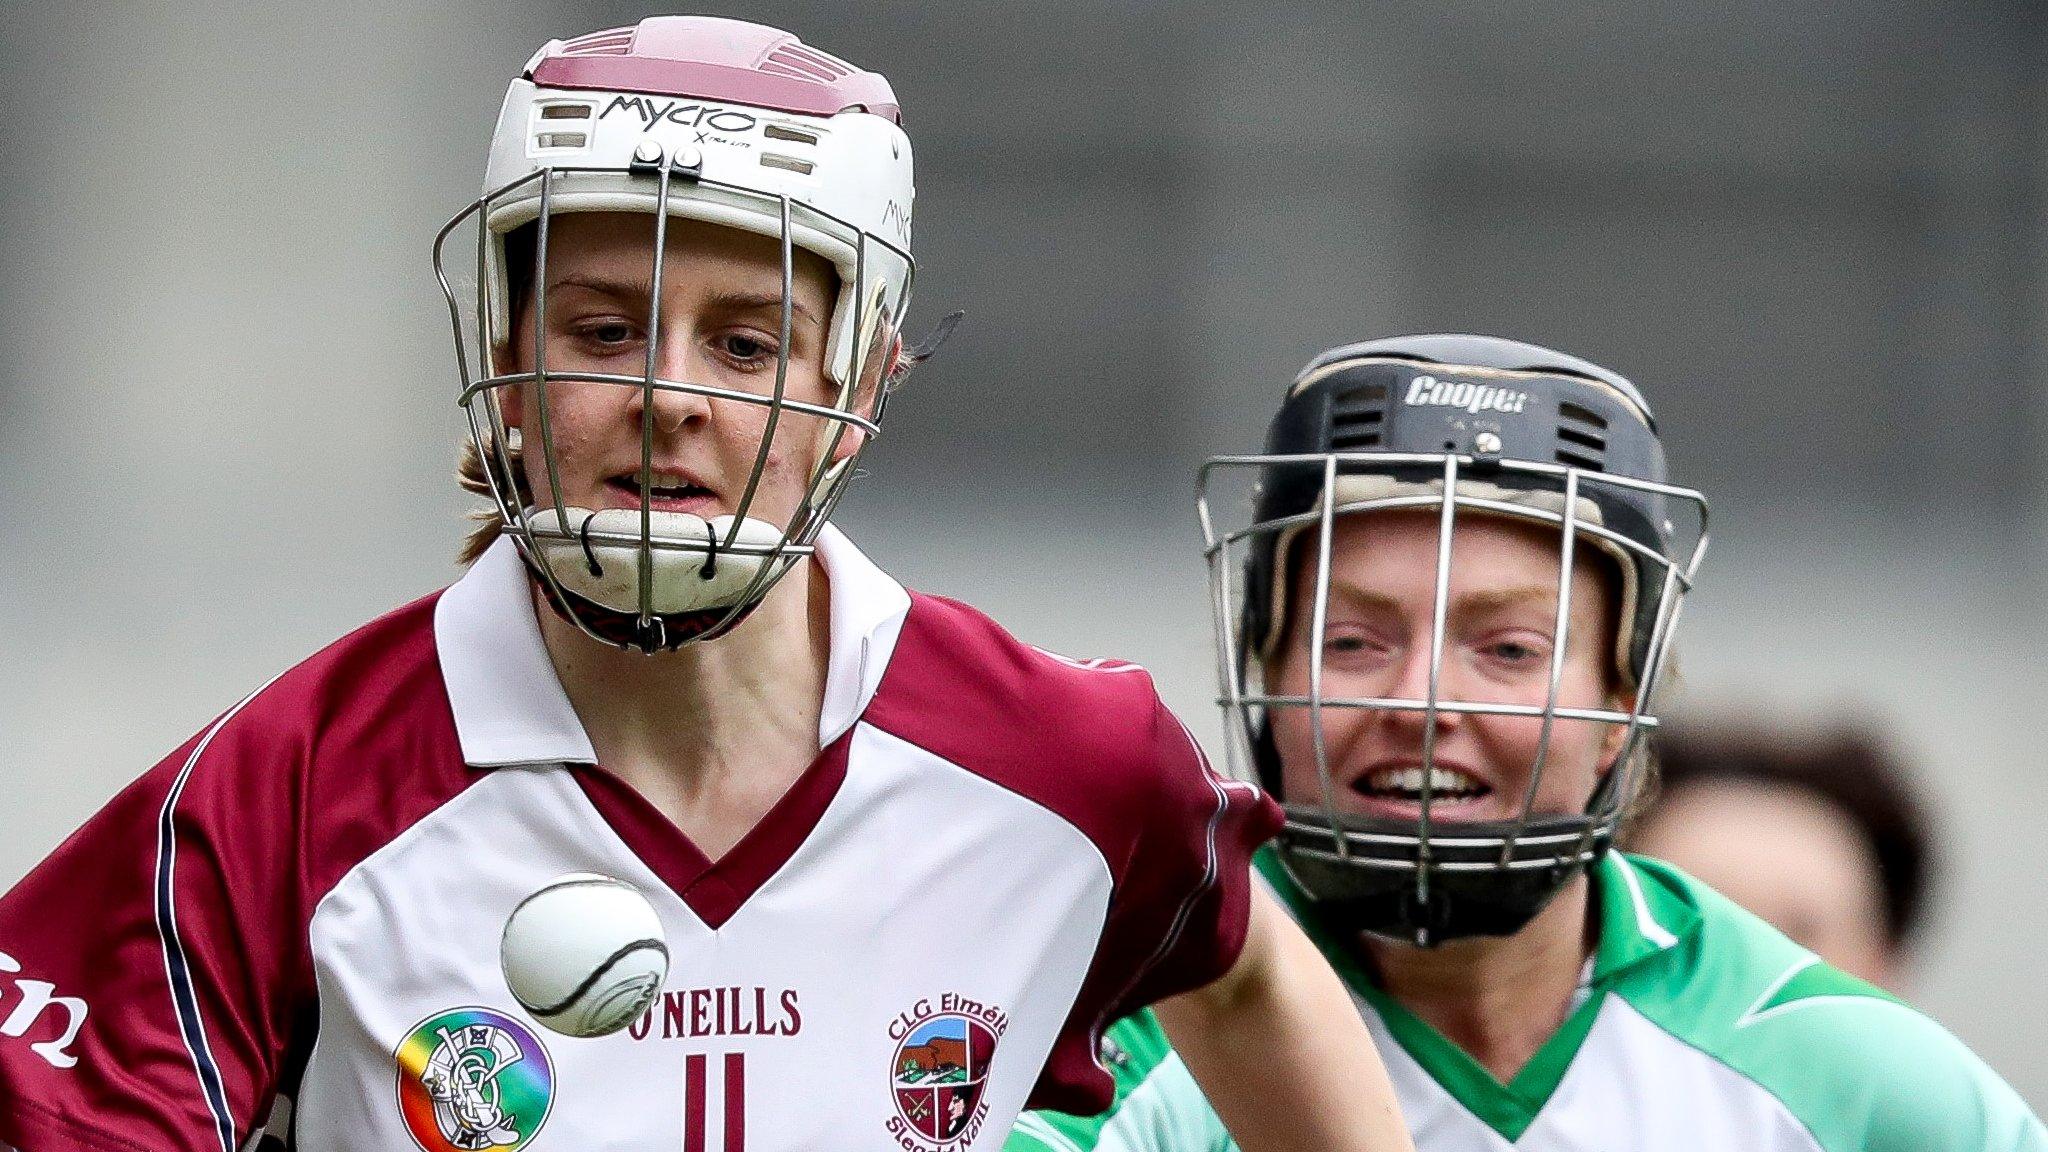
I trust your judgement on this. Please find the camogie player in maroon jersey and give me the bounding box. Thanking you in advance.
[0,16,1410,1152]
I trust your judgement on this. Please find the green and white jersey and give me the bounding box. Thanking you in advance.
[1007,851,2047,1152]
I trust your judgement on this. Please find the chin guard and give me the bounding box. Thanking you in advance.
[1273,808,1612,948]
[519,508,789,653]
[534,576,760,654]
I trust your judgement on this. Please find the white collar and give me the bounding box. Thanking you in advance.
[433,524,911,768]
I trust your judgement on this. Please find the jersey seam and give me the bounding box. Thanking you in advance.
[298,751,516,1122]
[303,758,509,929]
[851,717,1125,1086]
[1608,996,1829,1152]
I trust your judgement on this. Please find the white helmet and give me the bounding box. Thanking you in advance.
[435,16,915,651]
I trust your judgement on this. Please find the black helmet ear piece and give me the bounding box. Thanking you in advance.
[1249,713,1283,794]
[888,310,964,388]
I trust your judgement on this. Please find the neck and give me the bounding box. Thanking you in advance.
[534,558,833,856]
[1362,873,1597,1083]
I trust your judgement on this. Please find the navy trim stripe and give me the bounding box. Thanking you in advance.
[154,678,282,1152]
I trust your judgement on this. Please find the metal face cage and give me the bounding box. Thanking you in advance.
[1198,450,1709,946]
[434,149,914,652]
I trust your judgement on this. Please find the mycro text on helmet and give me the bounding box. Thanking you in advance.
[598,95,761,135]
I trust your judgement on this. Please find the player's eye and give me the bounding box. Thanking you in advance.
[1320,630,1391,662]
[567,318,642,353]
[716,332,779,367]
[1479,635,1550,667]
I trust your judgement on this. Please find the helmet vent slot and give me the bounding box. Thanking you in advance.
[1329,383,1388,450]
[1557,401,1608,469]
[540,103,593,120]
[760,153,815,175]
[764,124,820,146]
[765,44,857,81]
[1558,425,1604,452]
[535,132,588,150]
[561,28,635,55]
[1559,401,1608,430]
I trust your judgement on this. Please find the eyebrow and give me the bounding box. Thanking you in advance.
[707,290,824,329]
[1324,583,1561,617]
[545,272,651,300]
[545,276,824,328]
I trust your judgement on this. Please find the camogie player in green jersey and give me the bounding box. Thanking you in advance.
[1008,335,2046,1152]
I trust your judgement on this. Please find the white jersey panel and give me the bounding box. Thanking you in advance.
[1358,994,1824,1152]
[1525,998,1820,1150]
[295,723,1115,1152]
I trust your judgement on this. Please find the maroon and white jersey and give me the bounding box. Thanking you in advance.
[0,528,1279,1152]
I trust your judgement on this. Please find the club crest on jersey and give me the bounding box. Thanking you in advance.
[885,994,1008,1150]
[395,1007,553,1152]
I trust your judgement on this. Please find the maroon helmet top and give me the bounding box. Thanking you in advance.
[528,16,902,124]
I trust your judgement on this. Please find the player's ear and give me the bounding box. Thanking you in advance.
[498,381,526,431]
[1598,689,1638,771]
[880,332,904,383]
[826,328,901,465]
[480,323,524,430]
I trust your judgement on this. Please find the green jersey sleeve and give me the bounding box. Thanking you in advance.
[1005,1011,1236,1152]
[1618,858,2048,1152]
[1719,974,2047,1152]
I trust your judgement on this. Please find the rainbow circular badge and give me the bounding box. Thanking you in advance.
[396,1007,554,1152]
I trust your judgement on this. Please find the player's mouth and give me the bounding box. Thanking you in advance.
[603,469,718,515]
[1348,762,1496,820]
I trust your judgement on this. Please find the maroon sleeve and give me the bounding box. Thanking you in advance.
[0,594,459,1152]
[1121,699,1284,1001]
[1028,693,1282,1113]
[0,708,311,1152]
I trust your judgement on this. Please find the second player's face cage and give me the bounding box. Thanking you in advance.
[1199,449,1709,946]
[434,149,914,652]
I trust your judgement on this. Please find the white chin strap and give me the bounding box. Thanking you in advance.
[529,506,788,615]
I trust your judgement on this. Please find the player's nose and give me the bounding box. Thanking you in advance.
[625,339,713,433]
[1380,643,1464,734]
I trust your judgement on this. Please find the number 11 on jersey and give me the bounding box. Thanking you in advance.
[685,1051,745,1151]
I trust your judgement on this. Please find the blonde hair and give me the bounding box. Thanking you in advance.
[456,436,529,565]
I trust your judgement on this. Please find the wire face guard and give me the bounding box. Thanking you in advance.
[1198,450,1708,946]
[435,150,913,652]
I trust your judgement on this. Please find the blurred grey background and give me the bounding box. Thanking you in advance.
[3,0,2044,1102]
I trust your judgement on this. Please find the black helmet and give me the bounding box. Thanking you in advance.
[1197,334,1709,947]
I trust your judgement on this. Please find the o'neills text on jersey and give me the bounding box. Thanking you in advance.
[0,948,88,1069]
[1404,374,1530,415]
[626,985,801,1041]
